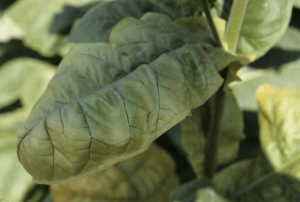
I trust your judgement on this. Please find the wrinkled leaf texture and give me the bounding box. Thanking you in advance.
[17,13,237,184]
[51,144,179,202]
[215,0,294,61]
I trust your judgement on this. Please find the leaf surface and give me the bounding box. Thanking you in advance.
[216,0,294,61]
[51,144,179,202]
[68,0,170,43]
[16,13,241,184]
[214,84,300,201]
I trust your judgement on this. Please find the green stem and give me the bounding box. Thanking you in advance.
[201,0,223,47]
[203,69,227,178]
[223,0,249,53]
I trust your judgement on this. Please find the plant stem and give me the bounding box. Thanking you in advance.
[203,69,226,178]
[223,0,249,53]
[201,0,222,47]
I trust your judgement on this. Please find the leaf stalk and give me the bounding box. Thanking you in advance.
[201,0,223,47]
[223,0,249,53]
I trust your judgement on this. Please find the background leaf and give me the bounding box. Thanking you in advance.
[215,0,294,61]
[231,58,300,111]
[230,24,300,111]
[51,144,179,202]
[0,58,55,202]
[0,58,55,110]
[213,84,300,202]
[5,0,106,57]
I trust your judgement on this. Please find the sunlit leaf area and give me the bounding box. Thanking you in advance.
[0,0,299,201]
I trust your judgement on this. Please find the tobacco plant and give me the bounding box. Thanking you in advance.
[0,0,299,201]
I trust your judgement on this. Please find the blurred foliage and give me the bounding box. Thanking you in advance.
[51,144,179,202]
[0,58,55,201]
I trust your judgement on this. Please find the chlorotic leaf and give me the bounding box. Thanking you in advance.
[180,67,244,177]
[5,0,106,57]
[51,144,179,202]
[68,0,171,43]
[16,13,240,184]
[215,0,294,62]
[256,84,300,171]
[214,84,300,201]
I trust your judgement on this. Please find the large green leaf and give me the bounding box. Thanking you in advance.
[68,0,169,43]
[215,0,294,62]
[214,84,300,201]
[16,13,241,184]
[180,67,244,177]
[51,144,179,202]
[171,178,231,202]
[5,0,105,57]
[0,58,55,202]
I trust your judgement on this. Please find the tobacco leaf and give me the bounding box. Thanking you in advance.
[215,0,294,62]
[16,13,240,184]
[5,0,106,57]
[214,84,300,201]
[68,0,170,43]
[180,67,244,177]
[51,144,179,202]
